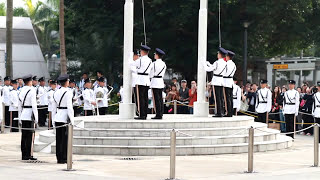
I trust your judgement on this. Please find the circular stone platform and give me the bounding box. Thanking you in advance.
[34,114,293,156]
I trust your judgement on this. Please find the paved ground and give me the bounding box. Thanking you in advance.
[1,128,320,180]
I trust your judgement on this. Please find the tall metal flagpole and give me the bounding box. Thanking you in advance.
[194,0,209,117]
[119,0,135,119]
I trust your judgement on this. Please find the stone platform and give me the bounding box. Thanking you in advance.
[34,114,293,156]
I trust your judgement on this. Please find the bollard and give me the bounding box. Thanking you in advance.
[169,129,176,179]
[1,103,5,133]
[314,125,319,167]
[247,127,254,173]
[173,100,177,114]
[67,124,74,171]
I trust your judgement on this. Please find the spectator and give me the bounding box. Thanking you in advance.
[297,87,303,131]
[189,81,197,114]
[164,85,171,114]
[205,83,215,114]
[178,80,189,114]
[270,86,281,121]
[166,84,179,113]
[171,77,180,91]
[300,87,315,135]
[246,83,258,117]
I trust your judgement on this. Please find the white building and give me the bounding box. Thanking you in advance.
[0,16,50,79]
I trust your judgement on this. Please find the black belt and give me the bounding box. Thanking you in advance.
[259,102,267,104]
[153,76,162,78]
[138,73,149,76]
[316,105,320,108]
[213,74,223,77]
[286,103,295,105]
[23,106,32,108]
[233,97,237,99]
[37,105,48,108]
[223,76,233,78]
[58,107,68,109]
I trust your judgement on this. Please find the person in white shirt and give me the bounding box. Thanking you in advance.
[283,80,300,139]
[204,47,228,117]
[255,79,272,124]
[224,50,237,117]
[132,50,140,116]
[3,76,12,127]
[93,71,107,90]
[37,77,48,127]
[149,48,167,119]
[47,80,57,129]
[313,82,320,140]
[82,79,96,116]
[32,76,38,89]
[94,77,109,115]
[131,45,152,120]
[51,74,74,164]
[19,74,38,161]
[79,72,88,91]
[9,79,19,132]
[232,78,242,115]
[69,79,80,117]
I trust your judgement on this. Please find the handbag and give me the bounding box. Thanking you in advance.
[240,99,249,112]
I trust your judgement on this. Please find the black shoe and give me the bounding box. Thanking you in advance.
[151,116,162,120]
[134,117,146,120]
[136,112,139,116]
[225,114,233,117]
[57,160,64,164]
[22,157,29,160]
[212,114,223,118]
[29,156,37,160]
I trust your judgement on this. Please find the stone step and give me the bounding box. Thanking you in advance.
[39,130,55,144]
[81,115,254,129]
[51,135,292,155]
[34,136,49,152]
[74,123,267,137]
[73,132,280,146]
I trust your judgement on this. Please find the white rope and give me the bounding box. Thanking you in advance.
[254,124,317,135]
[218,0,221,47]
[176,128,249,140]
[142,0,147,45]
[5,124,68,131]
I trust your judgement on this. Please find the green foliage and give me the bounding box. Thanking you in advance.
[107,93,120,114]
[13,8,28,17]
[0,3,5,16]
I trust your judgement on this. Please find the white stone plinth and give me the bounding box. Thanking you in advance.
[193,101,209,117]
[119,103,135,119]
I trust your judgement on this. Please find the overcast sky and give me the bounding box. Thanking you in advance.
[0,0,42,8]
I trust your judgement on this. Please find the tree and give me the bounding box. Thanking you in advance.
[13,7,28,17]
[59,0,67,74]
[0,3,5,16]
[6,0,13,77]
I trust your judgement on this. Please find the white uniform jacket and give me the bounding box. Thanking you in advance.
[223,60,236,88]
[18,86,38,123]
[94,86,109,108]
[131,55,152,86]
[150,59,166,89]
[52,87,74,125]
[3,85,11,106]
[9,89,20,111]
[232,84,242,112]
[283,89,300,116]
[37,85,48,106]
[203,58,227,86]
[255,87,272,113]
[83,88,95,110]
[47,89,56,112]
[131,60,138,87]
[312,92,320,118]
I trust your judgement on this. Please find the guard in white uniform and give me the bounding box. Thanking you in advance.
[232,78,241,115]
[52,74,74,164]
[313,82,320,140]
[32,76,38,89]
[224,50,237,117]
[3,76,12,127]
[283,80,300,138]
[131,50,140,116]
[83,79,96,116]
[69,79,80,117]
[47,80,57,129]
[204,47,227,117]
[255,79,272,123]
[149,48,166,119]
[131,45,152,120]
[37,77,48,127]
[9,79,19,132]
[93,71,107,90]
[94,77,109,115]
[19,74,38,161]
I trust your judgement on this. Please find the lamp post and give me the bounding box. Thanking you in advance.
[243,21,250,86]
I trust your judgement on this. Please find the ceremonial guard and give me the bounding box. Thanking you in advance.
[69,79,80,117]
[19,74,38,160]
[131,50,139,116]
[37,77,48,127]
[232,77,242,115]
[32,76,38,88]
[83,79,96,116]
[131,45,152,120]
[3,76,12,127]
[93,71,107,90]
[224,50,236,117]
[149,48,166,119]
[255,79,272,123]
[9,79,20,132]
[52,74,74,164]
[313,82,320,140]
[94,77,109,115]
[47,80,57,129]
[283,80,300,138]
[204,47,227,117]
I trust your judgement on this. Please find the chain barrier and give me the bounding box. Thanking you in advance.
[4,124,69,131]
[176,128,249,140]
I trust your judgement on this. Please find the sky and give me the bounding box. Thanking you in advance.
[0,0,43,8]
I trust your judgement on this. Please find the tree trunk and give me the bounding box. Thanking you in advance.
[59,0,67,75]
[6,0,13,77]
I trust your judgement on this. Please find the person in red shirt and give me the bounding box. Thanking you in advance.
[189,81,197,114]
